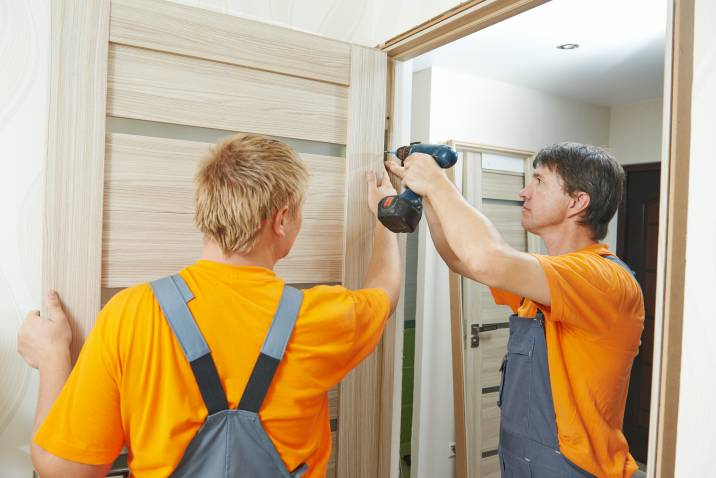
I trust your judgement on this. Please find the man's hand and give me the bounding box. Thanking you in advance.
[366,170,398,216]
[18,291,72,369]
[384,153,449,197]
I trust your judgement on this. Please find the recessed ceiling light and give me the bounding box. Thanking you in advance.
[556,43,579,50]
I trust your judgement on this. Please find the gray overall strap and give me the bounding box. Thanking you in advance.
[238,285,303,413]
[151,275,229,415]
[604,254,637,278]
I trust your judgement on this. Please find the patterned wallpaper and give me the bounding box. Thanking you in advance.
[0,0,48,475]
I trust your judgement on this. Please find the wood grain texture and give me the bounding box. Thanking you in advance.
[524,157,543,253]
[478,329,509,390]
[482,202,527,251]
[453,144,533,477]
[107,44,349,145]
[44,0,110,360]
[480,391,500,453]
[481,454,501,478]
[102,133,345,286]
[480,286,513,325]
[652,1,692,475]
[482,170,524,201]
[447,165,469,478]
[110,0,350,85]
[456,147,483,477]
[337,45,387,478]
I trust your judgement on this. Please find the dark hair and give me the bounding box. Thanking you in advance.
[533,142,624,240]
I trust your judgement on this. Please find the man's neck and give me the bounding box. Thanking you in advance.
[200,240,277,270]
[539,226,597,256]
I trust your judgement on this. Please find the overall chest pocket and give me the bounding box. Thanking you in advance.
[498,335,535,430]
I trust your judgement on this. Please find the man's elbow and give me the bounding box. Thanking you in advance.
[465,245,506,287]
[384,281,402,315]
[31,444,109,478]
[31,443,59,478]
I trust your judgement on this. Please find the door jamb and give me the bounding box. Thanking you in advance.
[380,1,693,476]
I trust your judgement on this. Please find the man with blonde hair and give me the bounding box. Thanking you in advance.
[18,134,401,477]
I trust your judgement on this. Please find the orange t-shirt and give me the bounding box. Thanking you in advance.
[34,260,391,477]
[491,244,644,478]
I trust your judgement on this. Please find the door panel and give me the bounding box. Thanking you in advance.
[453,144,534,477]
[45,2,389,476]
[108,44,349,144]
[109,0,351,85]
[618,163,660,464]
[103,133,345,287]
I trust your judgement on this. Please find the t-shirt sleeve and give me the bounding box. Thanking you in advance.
[533,252,631,334]
[292,285,391,388]
[342,287,392,371]
[490,288,522,313]
[33,298,125,465]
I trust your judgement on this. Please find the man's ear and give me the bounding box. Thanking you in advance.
[271,205,291,238]
[567,191,590,219]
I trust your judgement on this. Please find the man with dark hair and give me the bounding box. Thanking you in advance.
[386,142,644,477]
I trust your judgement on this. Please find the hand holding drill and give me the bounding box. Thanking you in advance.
[379,144,458,233]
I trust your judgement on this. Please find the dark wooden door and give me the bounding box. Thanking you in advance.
[617,162,660,464]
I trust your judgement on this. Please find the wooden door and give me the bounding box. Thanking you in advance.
[617,163,661,464]
[44,1,393,476]
[449,143,535,477]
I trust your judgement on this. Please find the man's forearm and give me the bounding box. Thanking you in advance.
[363,219,401,311]
[33,351,71,434]
[423,199,471,276]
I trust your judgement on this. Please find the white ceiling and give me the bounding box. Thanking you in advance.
[413,0,668,106]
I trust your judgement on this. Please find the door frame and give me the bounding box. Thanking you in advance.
[380,0,693,476]
[616,161,661,464]
[448,141,536,478]
[616,162,662,259]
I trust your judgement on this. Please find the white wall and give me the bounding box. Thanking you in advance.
[609,97,664,165]
[675,0,716,475]
[409,66,612,478]
[603,96,663,264]
[0,1,48,475]
[428,67,611,150]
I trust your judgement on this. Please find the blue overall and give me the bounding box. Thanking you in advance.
[497,255,634,477]
[150,274,308,477]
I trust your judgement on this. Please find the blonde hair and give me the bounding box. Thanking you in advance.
[194,134,308,255]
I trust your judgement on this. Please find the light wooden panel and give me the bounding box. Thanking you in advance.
[449,267,469,478]
[480,392,500,453]
[482,202,526,251]
[453,144,532,478]
[482,170,523,201]
[327,387,338,478]
[327,431,338,478]
[481,286,513,325]
[102,133,345,286]
[44,0,110,360]
[481,455,501,478]
[478,329,509,390]
[107,44,349,145]
[110,0,350,85]
[338,45,387,478]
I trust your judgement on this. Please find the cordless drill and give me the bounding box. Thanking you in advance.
[378,143,458,233]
